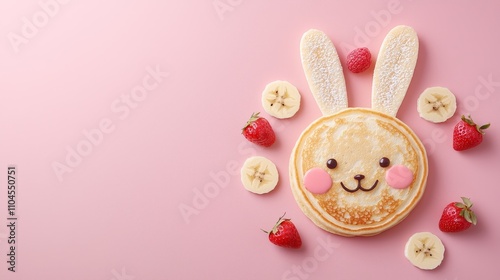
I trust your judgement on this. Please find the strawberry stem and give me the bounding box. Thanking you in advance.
[461,115,490,135]
[456,197,477,225]
[242,112,261,131]
[262,212,290,235]
[262,212,289,235]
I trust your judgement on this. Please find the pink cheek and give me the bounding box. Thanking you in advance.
[304,168,333,194]
[385,165,413,189]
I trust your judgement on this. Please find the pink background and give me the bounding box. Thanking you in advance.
[1,1,499,279]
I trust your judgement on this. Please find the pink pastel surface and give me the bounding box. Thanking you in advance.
[1,1,499,279]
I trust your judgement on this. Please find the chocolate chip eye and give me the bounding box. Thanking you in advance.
[379,157,390,168]
[326,158,337,169]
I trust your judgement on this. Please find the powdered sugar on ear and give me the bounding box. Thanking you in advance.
[300,29,348,116]
[372,25,419,117]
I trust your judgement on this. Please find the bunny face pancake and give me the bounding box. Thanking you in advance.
[290,26,428,236]
[290,108,427,236]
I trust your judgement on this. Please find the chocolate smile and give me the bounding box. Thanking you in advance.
[340,174,378,193]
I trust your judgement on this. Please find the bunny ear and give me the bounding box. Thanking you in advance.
[301,29,348,116]
[372,25,419,117]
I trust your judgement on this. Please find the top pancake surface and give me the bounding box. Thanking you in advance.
[290,108,427,236]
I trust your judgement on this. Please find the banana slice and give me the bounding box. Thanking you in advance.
[417,87,457,123]
[262,80,301,119]
[404,232,445,270]
[241,156,279,194]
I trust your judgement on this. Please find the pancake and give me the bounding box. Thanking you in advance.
[290,108,428,236]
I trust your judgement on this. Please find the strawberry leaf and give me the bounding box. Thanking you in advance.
[463,209,472,223]
[461,115,475,126]
[461,115,490,134]
[459,209,466,217]
[457,197,477,226]
[271,213,289,234]
[478,123,491,133]
[242,112,261,131]
[461,197,473,208]
[469,211,478,225]
[455,202,466,209]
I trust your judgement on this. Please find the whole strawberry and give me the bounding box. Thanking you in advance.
[263,214,302,249]
[439,197,477,232]
[242,112,276,147]
[347,47,372,73]
[453,115,490,151]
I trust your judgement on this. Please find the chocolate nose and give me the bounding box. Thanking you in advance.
[354,174,365,181]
